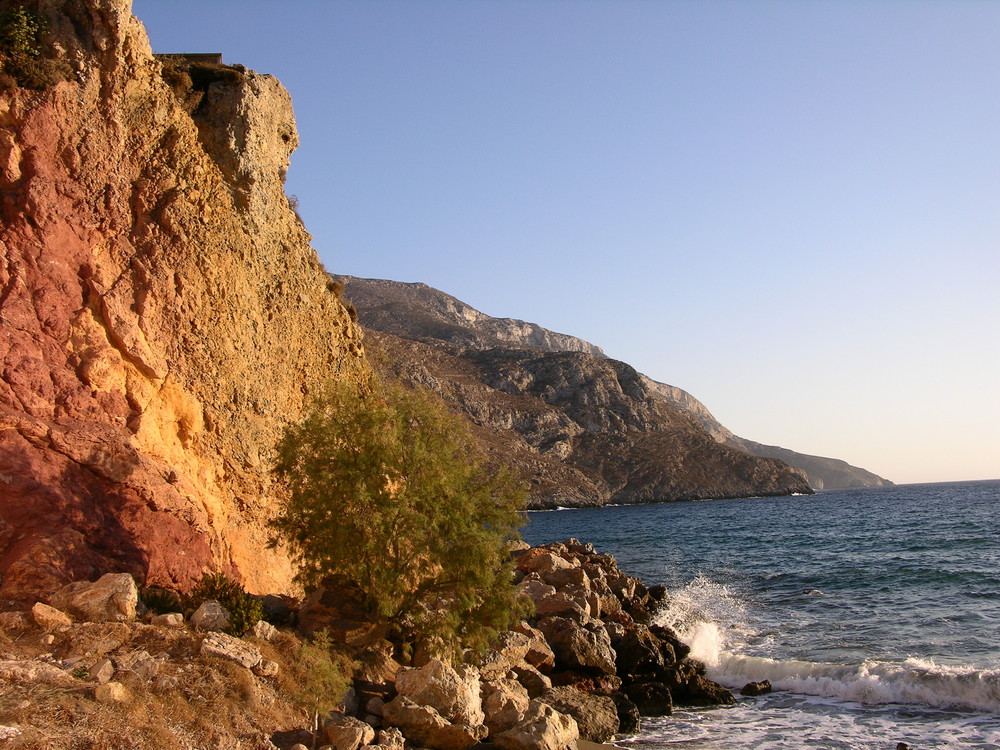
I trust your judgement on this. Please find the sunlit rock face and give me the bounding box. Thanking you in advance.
[0,0,370,598]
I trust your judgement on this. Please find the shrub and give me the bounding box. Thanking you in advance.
[141,586,183,615]
[272,381,529,658]
[187,572,264,637]
[0,6,70,89]
[0,7,45,58]
[288,628,355,730]
[326,278,345,298]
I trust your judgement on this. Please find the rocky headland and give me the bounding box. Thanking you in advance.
[340,276,891,497]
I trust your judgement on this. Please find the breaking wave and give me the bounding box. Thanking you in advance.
[654,576,1000,714]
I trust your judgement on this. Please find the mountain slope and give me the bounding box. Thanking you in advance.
[342,277,891,492]
[367,329,811,508]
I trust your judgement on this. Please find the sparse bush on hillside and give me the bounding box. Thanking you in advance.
[0,7,45,57]
[327,277,345,299]
[272,381,530,659]
[0,6,69,89]
[141,585,183,615]
[187,572,264,637]
[287,628,355,737]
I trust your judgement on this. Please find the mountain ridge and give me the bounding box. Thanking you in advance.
[340,276,891,492]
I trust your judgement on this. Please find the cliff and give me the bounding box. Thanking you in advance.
[0,0,370,599]
[342,276,888,499]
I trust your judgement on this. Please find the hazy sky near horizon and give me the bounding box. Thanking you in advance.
[133,1,999,485]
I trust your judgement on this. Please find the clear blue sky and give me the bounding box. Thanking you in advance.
[133,1,999,485]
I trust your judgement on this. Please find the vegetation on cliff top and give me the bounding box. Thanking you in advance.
[271,381,530,658]
[0,6,70,89]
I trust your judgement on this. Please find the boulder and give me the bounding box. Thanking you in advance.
[372,727,405,750]
[542,565,590,590]
[515,548,579,577]
[49,573,138,623]
[476,648,513,682]
[0,660,77,686]
[614,625,667,677]
[253,659,280,677]
[626,681,673,716]
[650,624,690,662]
[200,631,262,669]
[323,713,375,750]
[89,658,115,684]
[93,681,130,704]
[673,664,736,706]
[492,699,579,750]
[610,691,641,734]
[536,616,616,675]
[191,600,230,631]
[394,658,484,727]
[481,678,530,735]
[355,641,402,685]
[250,619,279,641]
[512,622,556,672]
[740,680,772,696]
[152,612,185,628]
[521,580,589,621]
[31,602,72,630]
[381,696,487,750]
[541,686,619,743]
[298,577,381,645]
[512,663,552,697]
[116,649,160,681]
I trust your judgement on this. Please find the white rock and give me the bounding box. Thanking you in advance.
[152,612,185,628]
[395,658,484,727]
[191,600,230,631]
[94,681,130,704]
[250,619,278,640]
[49,573,138,623]
[200,631,262,669]
[31,602,72,630]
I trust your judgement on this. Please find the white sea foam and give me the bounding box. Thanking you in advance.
[654,576,1000,714]
[714,653,1000,714]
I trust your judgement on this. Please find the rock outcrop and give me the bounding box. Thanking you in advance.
[0,0,370,598]
[341,275,890,494]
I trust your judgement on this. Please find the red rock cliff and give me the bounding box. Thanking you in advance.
[0,0,371,598]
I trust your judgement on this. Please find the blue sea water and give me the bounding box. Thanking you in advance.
[522,479,1000,749]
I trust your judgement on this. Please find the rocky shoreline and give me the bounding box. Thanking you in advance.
[0,540,743,749]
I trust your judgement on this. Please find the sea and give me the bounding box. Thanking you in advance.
[521,479,1000,749]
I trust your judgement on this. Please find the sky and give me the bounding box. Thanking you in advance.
[132,1,999,485]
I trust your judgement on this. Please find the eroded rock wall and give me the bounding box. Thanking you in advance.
[0,0,370,597]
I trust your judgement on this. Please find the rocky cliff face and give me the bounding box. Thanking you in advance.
[0,0,370,598]
[343,276,889,497]
[338,276,606,357]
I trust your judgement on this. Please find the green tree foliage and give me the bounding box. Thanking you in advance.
[0,6,69,89]
[289,628,355,732]
[0,7,46,58]
[272,381,529,657]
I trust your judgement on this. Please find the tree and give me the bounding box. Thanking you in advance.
[272,381,529,657]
